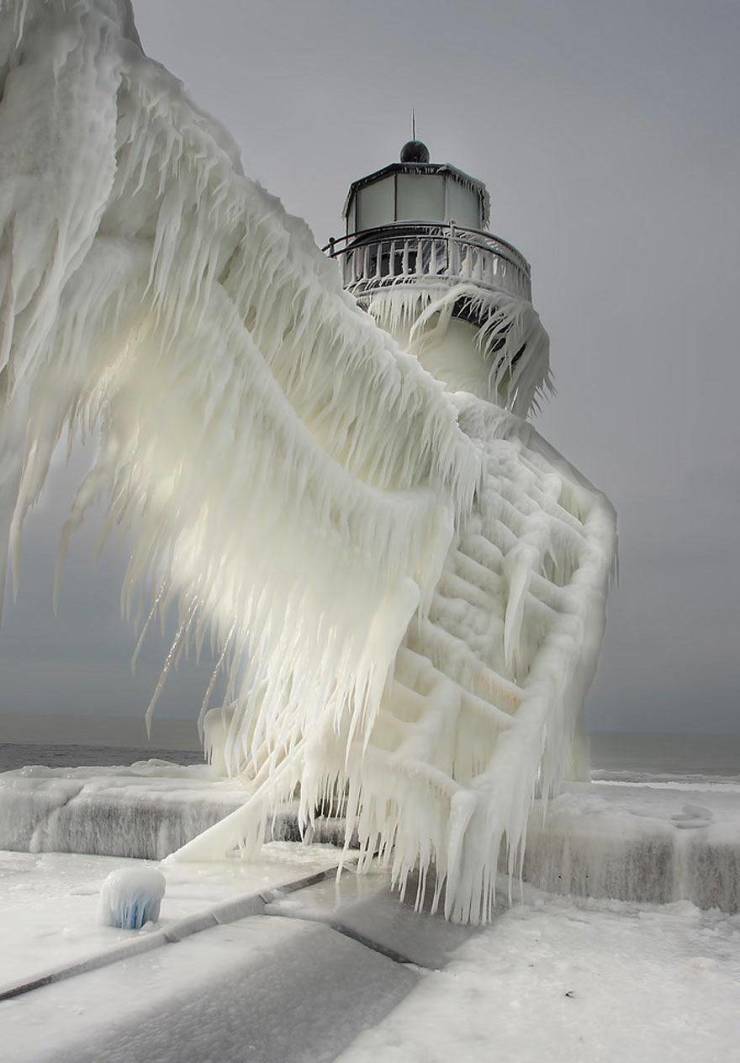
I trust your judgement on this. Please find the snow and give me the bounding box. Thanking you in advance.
[98,866,165,928]
[1,850,738,1063]
[1,913,419,1063]
[336,886,740,1063]
[0,844,343,993]
[0,0,616,922]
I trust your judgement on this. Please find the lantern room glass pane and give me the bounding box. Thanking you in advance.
[356,177,395,230]
[345,196,356,235]
[446,179,481,229]
[396,174,445,222]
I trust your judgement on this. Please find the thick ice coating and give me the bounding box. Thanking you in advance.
[0,0,615,923]
[98,867,166,929]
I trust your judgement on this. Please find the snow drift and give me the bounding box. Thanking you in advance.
[0,0,615,922]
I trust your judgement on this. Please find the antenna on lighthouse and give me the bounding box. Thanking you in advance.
[412,108,416,141]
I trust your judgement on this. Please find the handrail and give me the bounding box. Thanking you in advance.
[323,223,532,303]
[323,223,530,277]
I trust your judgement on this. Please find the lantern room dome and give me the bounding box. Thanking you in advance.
[400,139,430,163]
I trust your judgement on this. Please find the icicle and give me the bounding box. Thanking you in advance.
[365,284,553,416]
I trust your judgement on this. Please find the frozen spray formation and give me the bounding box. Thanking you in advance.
[98,867,166,929]
[0,0,615,922]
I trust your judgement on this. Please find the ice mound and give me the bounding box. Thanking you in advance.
[98,867,166,929]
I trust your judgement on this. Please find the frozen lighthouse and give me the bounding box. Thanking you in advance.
[0,0,615,925]
[326,138,550,415]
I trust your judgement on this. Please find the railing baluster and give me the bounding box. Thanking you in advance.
[329,224,533,303]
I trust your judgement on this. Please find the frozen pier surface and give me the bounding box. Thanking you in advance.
[3,906,418,1063]
[0,853,432,1063]
[522,782,740,912]
[1,850,738,1063]
[0,846,344,996]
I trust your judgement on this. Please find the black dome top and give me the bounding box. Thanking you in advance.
[400,139,430,164]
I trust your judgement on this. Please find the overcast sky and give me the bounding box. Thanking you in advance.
[1,0,738,738]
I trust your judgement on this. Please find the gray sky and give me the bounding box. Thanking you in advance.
[1,0,738,737]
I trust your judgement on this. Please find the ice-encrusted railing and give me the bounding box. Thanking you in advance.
[324,224,532,304]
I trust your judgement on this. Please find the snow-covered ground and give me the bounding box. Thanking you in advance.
[338,887,740,1063]
[2,852,738,1063]
[1,766,738,1060]
[0,844,341,993]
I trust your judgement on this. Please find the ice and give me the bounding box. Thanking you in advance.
[1,914,420,1063]
[0,762,345,859]
[1,858,737,1063]
[366,283,552,416]
[521,782,740,912]
[336,887,740,1063]
[0,0,616,922]
[0,761,249,858]
[0,847,345,994]
[98,866,165,928]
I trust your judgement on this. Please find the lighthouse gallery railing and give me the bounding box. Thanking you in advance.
[323,223,532,304]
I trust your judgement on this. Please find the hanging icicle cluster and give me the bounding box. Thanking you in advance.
[0,0,479,763]
[365,284,553,416]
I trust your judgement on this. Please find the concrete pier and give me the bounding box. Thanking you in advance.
[1,764,738,913]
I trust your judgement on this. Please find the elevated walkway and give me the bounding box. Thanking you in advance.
[0,762,738,913]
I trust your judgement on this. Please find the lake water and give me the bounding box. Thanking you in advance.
[1,732,738,781]
[0,742,203,772]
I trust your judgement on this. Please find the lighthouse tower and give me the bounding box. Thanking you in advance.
[326,138,551,417]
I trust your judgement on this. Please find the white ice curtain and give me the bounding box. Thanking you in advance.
[0,0,480,789]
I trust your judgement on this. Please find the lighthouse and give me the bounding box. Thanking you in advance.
[326,139,551,417]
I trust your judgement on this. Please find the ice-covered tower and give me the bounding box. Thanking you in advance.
[326,139,551,416]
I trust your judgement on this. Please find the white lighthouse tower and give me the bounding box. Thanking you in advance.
[326,137,550,416]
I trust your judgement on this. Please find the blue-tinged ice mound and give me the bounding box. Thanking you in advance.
[98,867,166,929]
